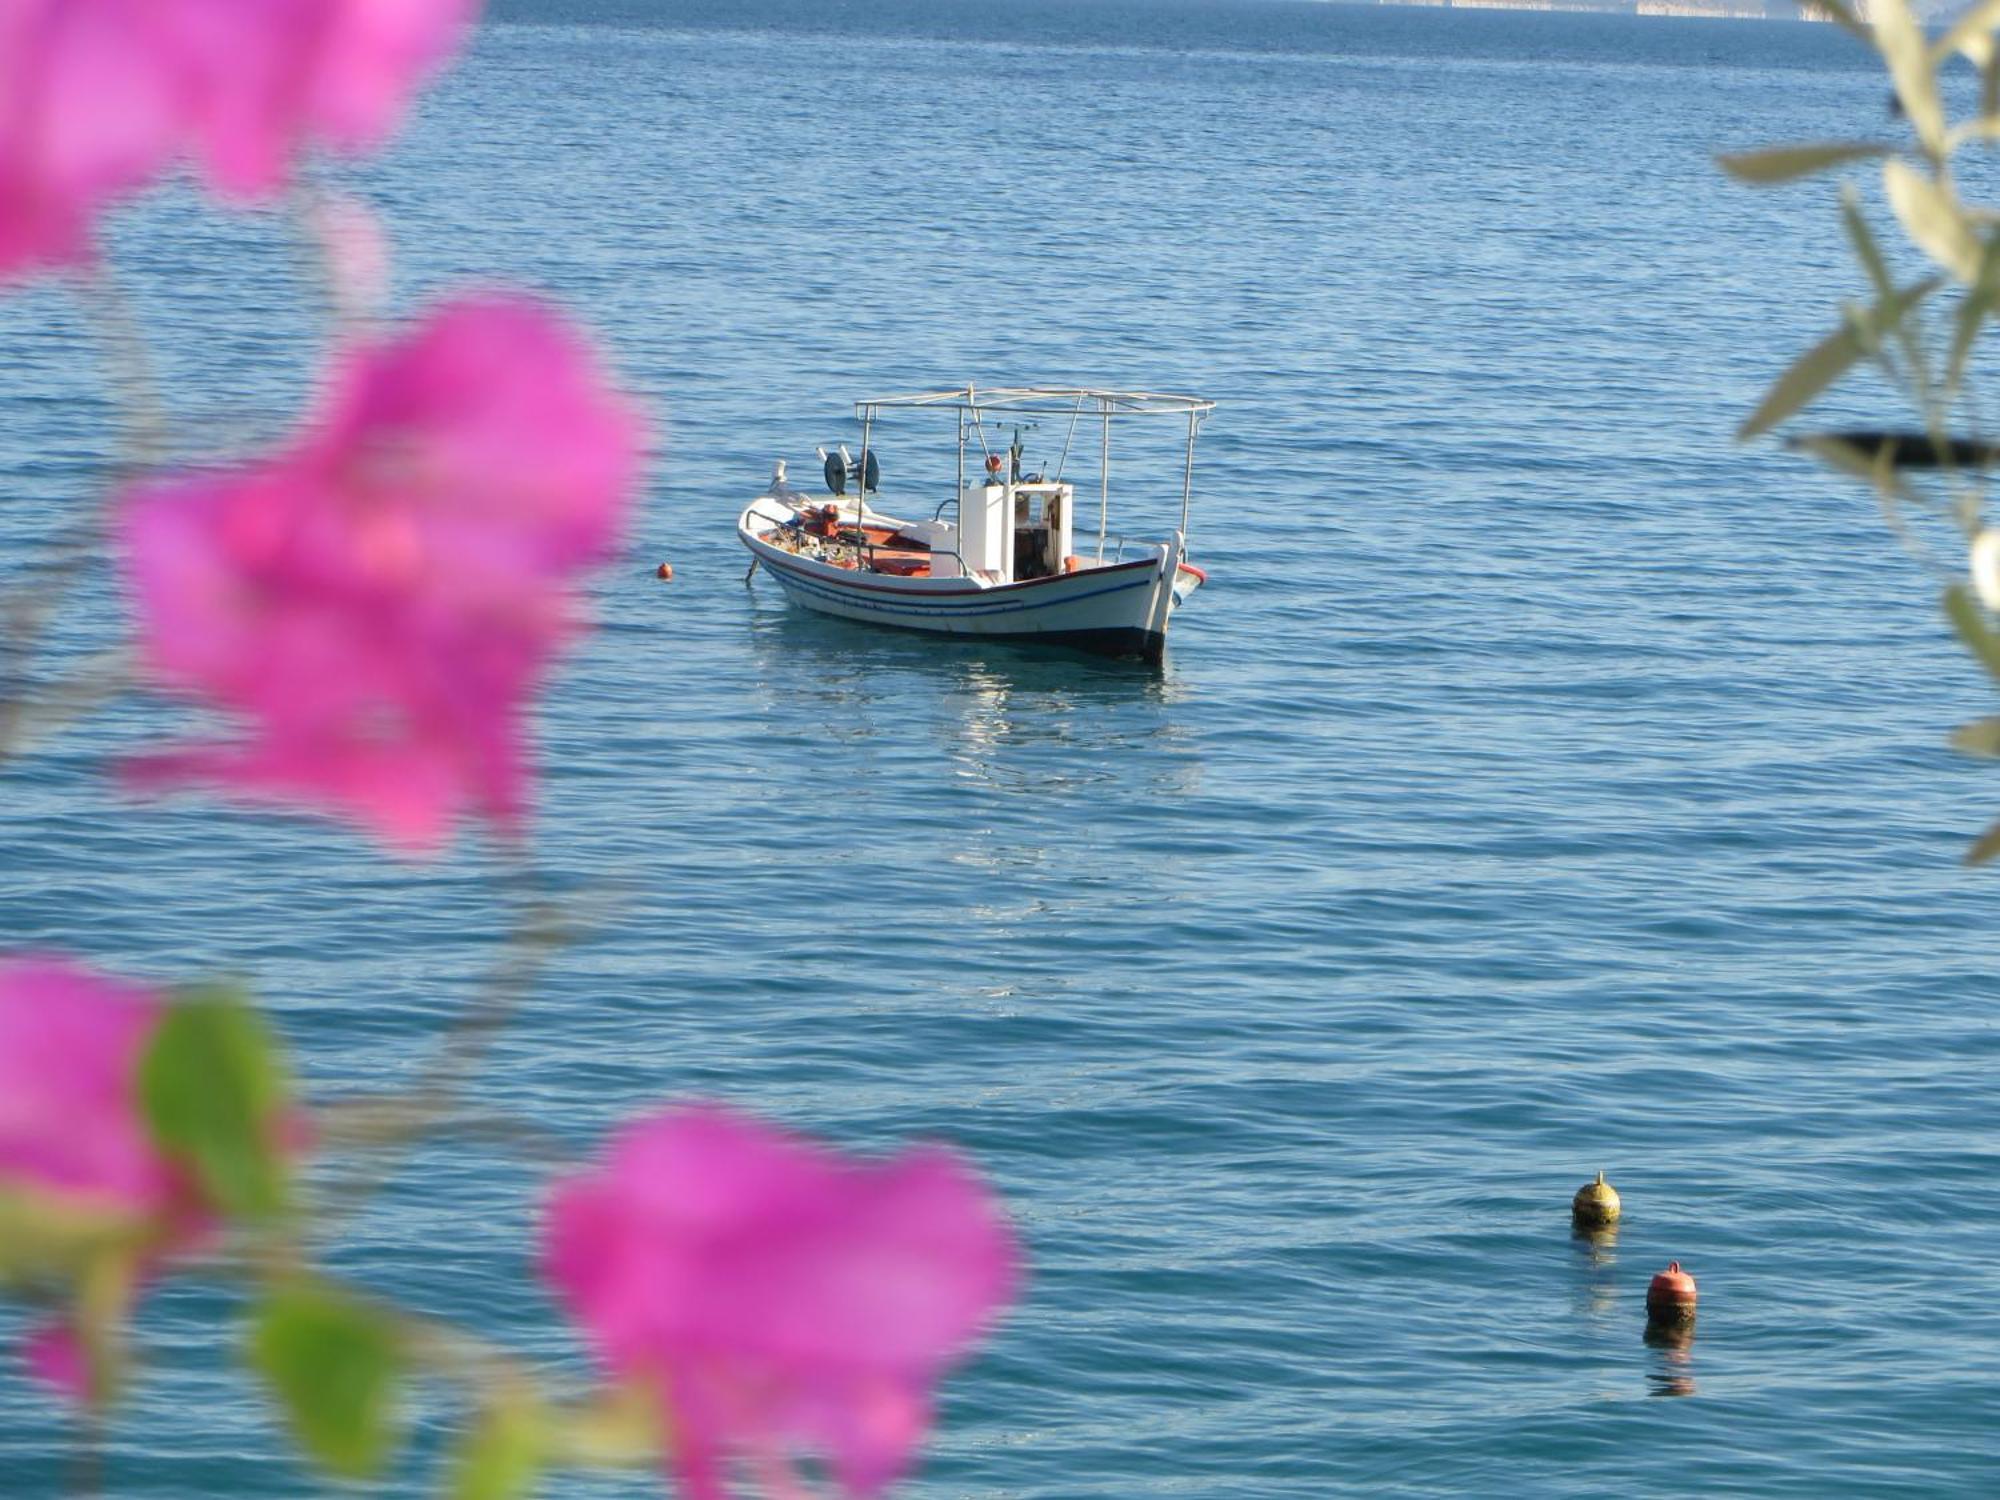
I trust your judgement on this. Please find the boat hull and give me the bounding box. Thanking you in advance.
[738,502,1198,662]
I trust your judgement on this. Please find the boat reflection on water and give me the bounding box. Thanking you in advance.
[944,659,1198,795]
[745,603,1200,796]
[1644,1317,1698,1397]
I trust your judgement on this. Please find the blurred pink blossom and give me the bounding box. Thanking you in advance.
[0,956,200,1400]
[0,1,183,276]
[544,1104,1019,1500]
[23,1323,91,1402]
[0,0,475,280]
[0,956,187,1219]
[121,292,640,849]
[175,0,479,198]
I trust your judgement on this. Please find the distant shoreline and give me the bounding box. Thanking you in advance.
[1371,0,1839,18]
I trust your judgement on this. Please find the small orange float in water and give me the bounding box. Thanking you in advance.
[1646,1261,1698,1323]
[655,562,673,581]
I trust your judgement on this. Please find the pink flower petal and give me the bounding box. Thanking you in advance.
[0,956,179,1216]
[0,0,182,277]
[119,292,640,850]
[23,1321,89,1403]
[544,1105,1019,1499]
[0,0,476,281]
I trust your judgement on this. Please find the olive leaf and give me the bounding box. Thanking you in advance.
[1842,185,1893,297]
[1883,160,1981,283]
[1947,240,2000,395]
[1738,277,1942,440]
[1965,816,2000,866]
[1944,115,2000,152]
[1948,717,2000,756]
[1803,0,1873,44]
[1874,0,1947,155]
[1717,142,1887,185]
[1944,583,2000,682]
[1934,0,2000,67]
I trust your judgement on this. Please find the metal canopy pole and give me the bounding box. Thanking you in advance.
[1180,409,1197,544]
[1097,400,1110,563]
[859,411,873,568]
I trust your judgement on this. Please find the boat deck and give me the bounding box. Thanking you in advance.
[763,513,948,578]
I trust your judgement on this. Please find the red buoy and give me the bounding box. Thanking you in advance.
[655,561,673,581]
[1646,1261,1698,1322]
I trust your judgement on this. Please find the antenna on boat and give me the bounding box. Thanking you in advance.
[1007,423,1038,483]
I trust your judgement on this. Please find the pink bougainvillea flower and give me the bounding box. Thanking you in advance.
[0,0,475,280]
[121,292,640,850]
[0,0,185,277]
[23,1322,91,1402]
[0,955,202,1400]
[544,1105,1019,1500]
[0,956,187,1219]
[172,0,479,199]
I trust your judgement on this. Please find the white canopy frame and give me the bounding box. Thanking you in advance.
[852,387,1216,561]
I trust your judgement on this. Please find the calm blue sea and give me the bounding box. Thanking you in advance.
[3,0,1998,1494]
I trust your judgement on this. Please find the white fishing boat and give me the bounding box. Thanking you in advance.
[737,387,1215,663]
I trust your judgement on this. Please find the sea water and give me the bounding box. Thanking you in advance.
[1,1,1997,1494]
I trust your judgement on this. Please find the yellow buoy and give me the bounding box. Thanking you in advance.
[1571,1169,1621,1229]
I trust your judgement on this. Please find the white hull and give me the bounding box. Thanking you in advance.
[738,498,1202,662]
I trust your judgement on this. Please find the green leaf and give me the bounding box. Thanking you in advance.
[139,985,290,1221]
[1945,583,2000,682]
[251,1285,404,1480]
[452,1399,545,1500]
[1738,277,1942,440]
[1934,0,2000,66]
[1717,142,1888,185]
[1884,160,1981,282]
[1875,0,1947,154]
